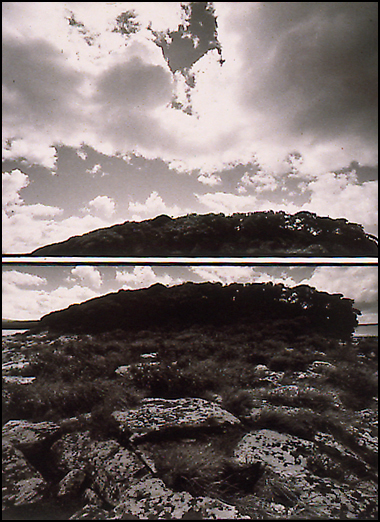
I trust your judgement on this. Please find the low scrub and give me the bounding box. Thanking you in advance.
[153,440,263,499]
[2,328,377,428]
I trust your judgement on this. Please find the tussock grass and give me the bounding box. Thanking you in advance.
[2,327,377,431]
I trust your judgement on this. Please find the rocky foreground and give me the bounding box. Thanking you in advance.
[2,325,378,520]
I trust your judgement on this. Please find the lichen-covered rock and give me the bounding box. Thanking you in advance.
[2,441,48,511]
[115,361,160,378]
[109,477,250,519]
[83,488,103,507]
[112,397,241,442]
[91,468,121,507]
[307,360,335,373]
[57,469,87,497]
[51,432,149,505]
[253,365,285,385]
[259,384,344,410]
[234,429,378,519]
[234,430,314,477]
[69,504,109,520]
[2,419,61,451]
[314,431,376,477]
[2,375,36,385]
[50,431,94,472]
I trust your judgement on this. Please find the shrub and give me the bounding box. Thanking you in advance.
[326,365,378,409]
[154,443,227,496]
[3,376,141,423]
[253,407,317,440]
[221,389,255,417]
[153,441,262,498]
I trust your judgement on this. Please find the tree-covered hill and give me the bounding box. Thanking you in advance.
[30,211,378,257]
[34,281,360,341]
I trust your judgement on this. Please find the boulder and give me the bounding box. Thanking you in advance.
[234,429,314,477]
[51,431,149,505]
[115,361,161,378]
[254,365,285,385]
[2,419,61,451]
[69,504,110,520]
[83,488,104,507]
[2,441,48,511]
[57,469,87,497]
[109,476,250,519]
[234,429,378,519]
[2,375,36,385]
[112,397,242,442]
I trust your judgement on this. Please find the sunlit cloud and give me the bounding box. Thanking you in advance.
[85,195,116,218]
[115,266,183,289]
[128,191,184,221]
[68,266,103,289]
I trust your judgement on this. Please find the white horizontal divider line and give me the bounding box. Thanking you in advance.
[2,256,378,266]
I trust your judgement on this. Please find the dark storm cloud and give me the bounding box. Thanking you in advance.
[95,57,172,109]
[2,37,82,129]
[92,56,175,151]
[240,2,378,143]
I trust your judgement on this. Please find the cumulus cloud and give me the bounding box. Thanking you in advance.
[2,268,100,320]
[2,169,29,206]
[298,174,378,235]
[115,266,182,289]
[2,34,86,169]
[3,284,100,321]
[302,266,378,323]
[86,164,102,175]
[86,195,116,218]
[240,171,279,193]
[189,266,297,287]
[2,270,47,287]
[68,266,103,289]
[196,191,299,216]
[303,266,378,304]
[197,171,378,235]
[215,2,378,175]
[3,2,377,175]
[128,191,183,221]
[197,173,222,187]
[2,170,116,253]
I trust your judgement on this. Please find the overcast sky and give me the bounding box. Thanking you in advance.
[2,264,378,326]
[2,2,378,253]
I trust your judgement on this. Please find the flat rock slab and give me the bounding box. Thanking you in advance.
[2,420,61,450]
[112,397,241,442]
[234,429,314,477]
[234,429,378,519]
[111,477,250,520]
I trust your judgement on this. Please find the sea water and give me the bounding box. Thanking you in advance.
[2,329,28,337]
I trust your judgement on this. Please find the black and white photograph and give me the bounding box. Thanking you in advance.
[2,264,378,519]
[2,2,378,521]
[2,2,378,256]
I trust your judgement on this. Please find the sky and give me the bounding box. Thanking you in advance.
[2,2,378,253]
[2,264,378,325]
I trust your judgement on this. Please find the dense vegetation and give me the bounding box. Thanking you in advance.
[30,211,378,256]
[3,325,377,427]
[35,281,360,340]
